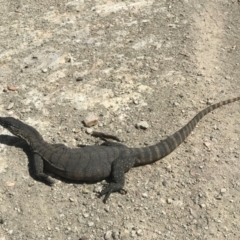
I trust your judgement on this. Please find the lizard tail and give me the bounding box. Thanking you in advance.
[134,96,240,166]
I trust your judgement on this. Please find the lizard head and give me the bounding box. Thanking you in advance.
[0,117,43,143]
[0,116,20,127]
[0,117,24,136]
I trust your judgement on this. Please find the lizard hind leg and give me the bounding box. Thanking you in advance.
[99,156,135,203]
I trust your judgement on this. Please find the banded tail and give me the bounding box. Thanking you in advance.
[134,96,240,166]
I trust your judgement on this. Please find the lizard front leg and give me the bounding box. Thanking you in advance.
[99,155,135,203]
[32,153,55,185]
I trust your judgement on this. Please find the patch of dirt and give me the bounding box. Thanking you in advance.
[0,0,240,239]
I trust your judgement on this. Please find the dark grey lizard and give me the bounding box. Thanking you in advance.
[0,97,239,202]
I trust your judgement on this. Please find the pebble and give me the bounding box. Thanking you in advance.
[76,76,83,81]
[42,68,48,73]
[136,121,149,130]
[215,195,222,200]
[162,180,167,187]
[82,188,90,194]
[78,217,84,224]
[130,230,136,237]
[136,229,143,236]
[87,221,94,227]
[86,128,93,135]
[74,71,84,81]
[120,229,130,239]
[221,188,226,194]
[93,185,102,193]
[167,198,173,204]
[104,206,110,212]
[7,85,17,91]
[142,192,148,198]
[5,181,15,187]
[173,102,179,106]
[79,236,89,240]
[6,102,14,110]
[104,231,112,240]
[112,231,119,239]
[82,212,89,218]
[83,113,98,127]
[204,142,211,148]
[200,203,206,208]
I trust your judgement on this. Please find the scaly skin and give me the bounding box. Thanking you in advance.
[0,96,239,202]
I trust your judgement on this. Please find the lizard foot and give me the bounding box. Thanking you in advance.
[36,173,55,186]
[98,183,124,203]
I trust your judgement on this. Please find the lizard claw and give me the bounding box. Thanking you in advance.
[98,183,125,203]
[119,189,127,195]
[98,185,113,203]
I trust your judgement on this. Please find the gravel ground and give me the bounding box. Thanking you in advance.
[0,1,240,239]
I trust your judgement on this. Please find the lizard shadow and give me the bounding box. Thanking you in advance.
[0,134,37,181]
[0,135,111,186]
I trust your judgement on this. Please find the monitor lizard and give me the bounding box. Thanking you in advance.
[0,96,239,202]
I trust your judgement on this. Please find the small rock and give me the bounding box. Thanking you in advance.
[82,188,90,194]
[112,231,119,239]
[79,236,89,240]
[215,195,222,200]
[82,212,89,218]
[136,229,143,236]
[42,68,48,73]
[76,76,83,81]
[142,192,148,198]
[130,231,136,237]
[104,231,112,240]
[136,121,149,130]
[133,99,139,105]
[104,206,110,212]
[7,85,17,91]
[74,71,84,81]
[120,229,130,239]
[86,128,93,135]
[6,102,14,110]
[200,203,206,208]
[83,113,98,127]
[168,23,177,28]
[87,221,94,227]
[65,56,74,63]
[93,185,102,193]
[72,128,80,133]
[5,181,15,187]
[162,180,167,187]
[78,217,84,224]
[204,142,211,147]
[173,102,179,106]
[167,198,173,204]
[221,188,226,194]
[167,13,175,18]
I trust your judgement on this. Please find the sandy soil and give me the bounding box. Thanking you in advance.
[0,1,240,239]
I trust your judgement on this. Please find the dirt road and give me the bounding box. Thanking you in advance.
[0,1,240,239]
